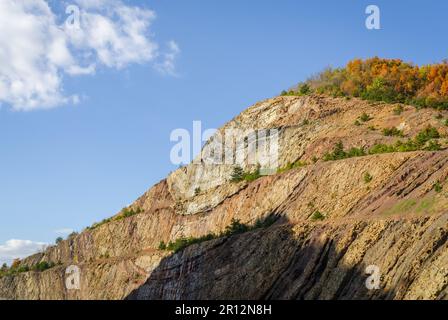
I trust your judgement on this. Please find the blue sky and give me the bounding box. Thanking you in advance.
[1,0,448,264]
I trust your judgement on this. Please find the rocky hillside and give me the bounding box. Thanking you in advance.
[1,94,447,300]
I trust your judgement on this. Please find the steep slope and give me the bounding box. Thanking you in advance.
[1,95,447,300]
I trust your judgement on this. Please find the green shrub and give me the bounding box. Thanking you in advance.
[281,90,301,96]
[194,187,201,196]
[311,211,325,221]
[162,215,280,253]
[0,263,8,277]
[323,141,366,161]
[230,166,244,182]
[230,165,262,183]
[88,207,144,230]
[166,234,217,253]
[393,105,404,115]
[32,261,55,272]
[90,218,112,230]
[224,219,250,236]
[370,127,442,154]
[361,77,398,103]
[68,232,78,239]
[354,120,361,126]
[280,84,312,97]
[277,160,307,174]
[323,141,346,161]
[243,165,261,182]
[253,214,278,229]
[433,181,443,193]
[158,241,167,250]
[115,207,143,221]
[17,265,30,273]
[166,238,189,253]
[55,237,63,245]
[425,140,442,151]
[2,260,58,276]
[359,113,373,122]
[363,172,373,184]
[368,143,396,155]
[393,140,417,152]
[324,128,443,162]
[415,126,440,146]
[298,83,311,95]
[382,127,404,137]
[346,147,366,158]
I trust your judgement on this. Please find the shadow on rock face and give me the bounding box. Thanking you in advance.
[126,215,393,300]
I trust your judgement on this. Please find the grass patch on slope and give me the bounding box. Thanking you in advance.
[323,126,442,162]
[382,196,438,216]
[86,207,144,231]
[0,260,60,278]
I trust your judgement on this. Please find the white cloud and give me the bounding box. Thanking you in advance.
[66,64,97,76]
[0,239,48,266]
[155,40,181,76]
[0,0,178,111]
[73,0,111,9]
[68,0,158,69]
[0,0,77,111]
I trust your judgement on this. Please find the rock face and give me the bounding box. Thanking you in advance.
[1,95,447,300]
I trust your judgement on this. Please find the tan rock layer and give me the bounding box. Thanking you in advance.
[1,95,448,299]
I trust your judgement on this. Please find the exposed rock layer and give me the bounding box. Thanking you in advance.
[1,95,447,300]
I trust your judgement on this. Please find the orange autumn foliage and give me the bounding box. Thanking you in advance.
[302,57,448,109]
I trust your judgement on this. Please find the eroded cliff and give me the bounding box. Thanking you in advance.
[1,95,447,300]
